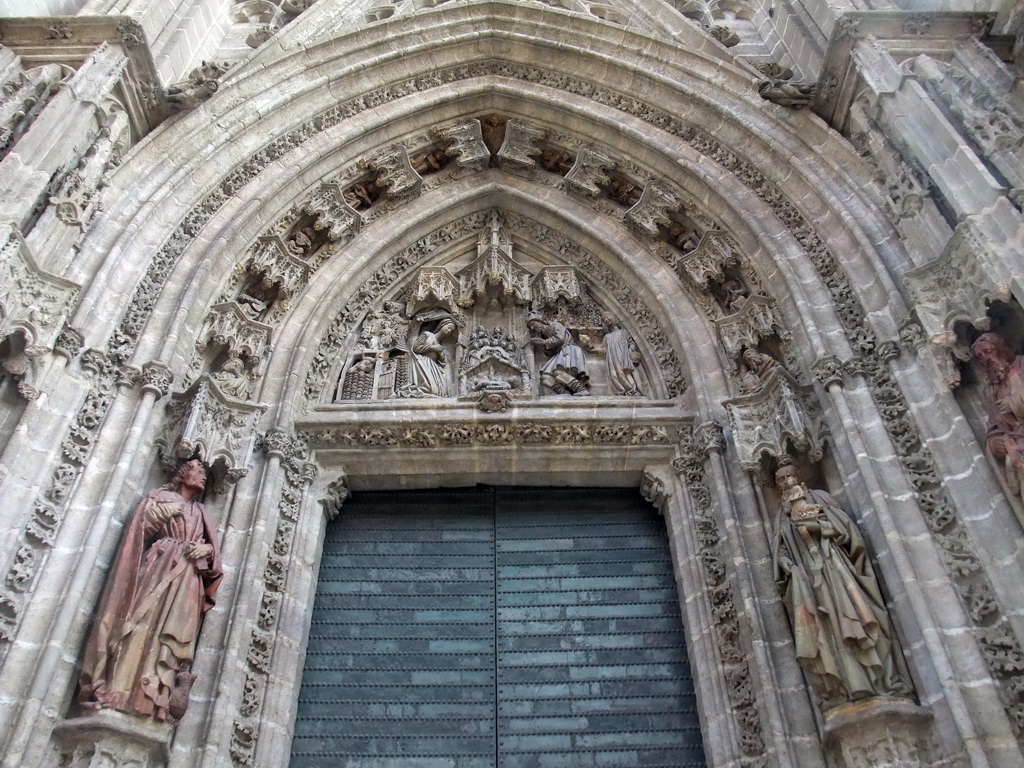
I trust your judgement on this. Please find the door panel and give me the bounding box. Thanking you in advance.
[292,487,706,767]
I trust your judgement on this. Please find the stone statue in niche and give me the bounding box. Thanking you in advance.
[600,312,643,396]
[773,465,909,711]
[971,332,1024,500]
[667,223,700,254]
[721,277,750,314]
[525,312,590,396]
[403,309,459,398]
[739,348,781,393]
[210,350,256,399]
[78,460,222,723]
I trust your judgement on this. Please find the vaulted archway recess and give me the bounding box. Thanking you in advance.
[3,5,1023,768]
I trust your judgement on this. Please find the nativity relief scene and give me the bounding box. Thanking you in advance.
[331,213,649,409]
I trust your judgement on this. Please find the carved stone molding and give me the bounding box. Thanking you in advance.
[155,376,266,493]
[231,431,314,766]
[724,371,827,473]
[299,421,676,449]
[715,295,789,363]
[904,222,1011,347]
[672,425,766,760]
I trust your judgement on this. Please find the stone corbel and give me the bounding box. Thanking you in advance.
[155,376,267,494]
[904,222,1011,350]
[53,710,170,768]
[303,182,362,241]
[431,119,489,172]
[407,267,460,317]
[247,236,311,299]
[165,60,232,112]
[724,371,828,474]
[563,144,617,200]
[202,302,273,360]
[714,295,789,363]
[675,231,743,290]
[496,119,546,170]
[625,182,681,239]
[361,144,421,202]
[640,467,672,513]
[316,469,350,522]
[823,699,939,768]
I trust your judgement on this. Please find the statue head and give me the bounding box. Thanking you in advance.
[172,459,207,494]
[775,464,802,490]
[742,348,761,367]
[972,332,1015,382]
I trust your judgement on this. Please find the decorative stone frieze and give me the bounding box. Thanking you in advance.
[155,377,266,493]
[724,370,827,473]
[673,423,767,761]
[904,222,1011,347]
[563,144,617,199]
[299,420,676,449]
[714,294,789,363]
[625,182,681,238]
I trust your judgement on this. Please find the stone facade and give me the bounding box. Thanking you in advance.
[0,0,1023,766]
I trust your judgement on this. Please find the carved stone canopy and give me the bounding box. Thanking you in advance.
[0,232,80,350]
[532,266,585,308]
[202,302,273,360]
[408,267,461,317]
[723,368,827,475]
[675,231,744,290]
[456,213,532,308]
[715,294,789,364]
[155,376,267,493]
[303,182,362,241]
[246,236,312,299]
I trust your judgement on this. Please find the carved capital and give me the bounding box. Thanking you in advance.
[53,324,84,361]
[140,361,173,398]
[261,427,302,461]
[695,421,725,456]
[812,355,844,387]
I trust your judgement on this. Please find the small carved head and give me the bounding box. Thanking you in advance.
[173,459,207,493]
[775,464,801,490]
[971,332,1015,379]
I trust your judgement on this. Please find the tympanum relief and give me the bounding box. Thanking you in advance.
[332,214,650,405]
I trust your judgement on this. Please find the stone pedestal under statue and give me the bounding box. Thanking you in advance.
[53,710,170,768]
[824,698,937,768]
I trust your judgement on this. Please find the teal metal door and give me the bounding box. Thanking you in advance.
[291,487,706,767]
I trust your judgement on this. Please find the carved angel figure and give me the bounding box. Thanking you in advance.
[773,465,908,710]
[78,460,222,723]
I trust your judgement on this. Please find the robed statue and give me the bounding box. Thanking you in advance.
[773,465,908,710]
[971,332,1024,502]
[78,459,222,723]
